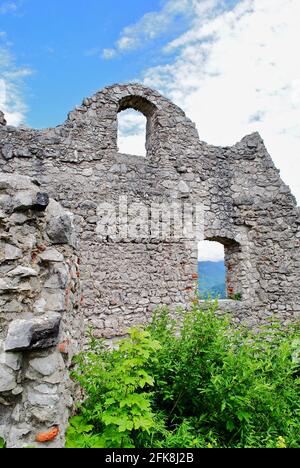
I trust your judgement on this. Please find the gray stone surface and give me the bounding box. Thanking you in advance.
[0,365,16,393]
[40,249,64,263]
[46,200,76,246]
[0,243,22,262]
[0,344,22,371]
[7,266,38,278]
[0,83,298,338]
[27,390,60,407]
[29,352,64,376]
[0,82,299,447]
[0,111,6,127]
[5,313,62,351]
[0,174,82,448]
[39,291,65,312]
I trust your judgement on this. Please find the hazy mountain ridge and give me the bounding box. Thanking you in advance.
[198,261,226,299]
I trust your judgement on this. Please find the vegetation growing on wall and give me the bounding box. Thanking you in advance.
[66,300,300,449]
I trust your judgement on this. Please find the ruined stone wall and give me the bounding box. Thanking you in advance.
[0,174,82,448]
[0,83,299,340]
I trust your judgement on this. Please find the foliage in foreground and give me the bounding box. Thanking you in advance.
[66,300,300,448]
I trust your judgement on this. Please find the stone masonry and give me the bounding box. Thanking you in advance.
[0,83,299,446]
[0,174,82,447]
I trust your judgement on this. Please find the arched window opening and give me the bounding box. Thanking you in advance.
[198,238,242,300]
[117,108,147,157]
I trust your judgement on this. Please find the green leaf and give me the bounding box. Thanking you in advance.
[68,416,94,433]
[226,420,235,432]
[237,411,252,423]
[117,418,134,432]
[133,416,154,431]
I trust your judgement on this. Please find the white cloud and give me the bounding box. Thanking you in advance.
[115,0,300,259]
[101,0,216,59]
[0,43,33,125]
[101,48,117,60]
[117,109,146,156]
[198,241,225,262]
[141,0,300,205]
[0,2,18,15]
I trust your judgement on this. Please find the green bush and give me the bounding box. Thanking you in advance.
[66,328,160,448]
[66,300,300,448]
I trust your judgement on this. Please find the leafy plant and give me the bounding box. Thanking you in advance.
[66,328,161,448]
[0,437,5,449]
[146,303,300,448]
[228,292,242,301]
[67,300,300,448]
[66,416,102,448]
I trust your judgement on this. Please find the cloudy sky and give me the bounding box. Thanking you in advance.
[0,0,299,260]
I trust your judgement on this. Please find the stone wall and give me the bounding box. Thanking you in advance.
[0,174,82,448]
[0,82,299,338]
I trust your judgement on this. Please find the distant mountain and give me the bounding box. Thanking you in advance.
[198,261,226,299]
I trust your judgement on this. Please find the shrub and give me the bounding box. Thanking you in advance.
[66,328,160,448]
[66,300,300,448]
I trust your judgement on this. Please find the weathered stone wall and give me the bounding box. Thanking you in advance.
[0,83,299,341]
[0,174,82,448]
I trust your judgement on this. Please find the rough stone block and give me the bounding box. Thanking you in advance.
[0,243,22,262]
[0,111,7,126]
[7,266,38,278]
[40,248,64,263]
[40,291,65,312]
[178,180,190,198]
[44,199,75,246]
[13,191,34,211]
[0,278,32,294]
[28,391,59,407]
[5,313,61,352]
[32,193,49,212]
[0,365,17,393]
[0,343,22,371]
[29,352,64,376]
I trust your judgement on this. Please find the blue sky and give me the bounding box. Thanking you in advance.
[0,0,208,128]
[0,0,173,127]
[0,0,240,128]
[1,0,300,218]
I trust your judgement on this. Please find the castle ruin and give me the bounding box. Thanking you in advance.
[0,83,299,447]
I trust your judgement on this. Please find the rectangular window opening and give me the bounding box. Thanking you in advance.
[198,241,226,300]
